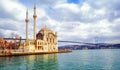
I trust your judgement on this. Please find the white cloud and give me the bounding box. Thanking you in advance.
[55,3,80,13]
[0,0,26,20]
[94,9,106,15]
[0,0,120,44]
[80,3,91,12]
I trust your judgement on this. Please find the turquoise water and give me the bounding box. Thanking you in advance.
[0,49,120,70]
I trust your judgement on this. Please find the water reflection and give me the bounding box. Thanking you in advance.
[0,54,58,70]
[0,50,120,70]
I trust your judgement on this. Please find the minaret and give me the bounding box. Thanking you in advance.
[25,9,29,45]
[33,2,37,40]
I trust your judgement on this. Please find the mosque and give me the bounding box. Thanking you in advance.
[20,3,58,52]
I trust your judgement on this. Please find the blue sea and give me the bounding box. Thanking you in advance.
[0,49,120,70]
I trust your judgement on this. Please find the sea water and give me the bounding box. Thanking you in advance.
[0,49,120,70]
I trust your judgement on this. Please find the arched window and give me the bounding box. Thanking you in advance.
[38,42,39,45]
[47,38,48,41]
[53,38,54,43]
[50,38,51,43]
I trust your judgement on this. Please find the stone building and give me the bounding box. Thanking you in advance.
[36,26,58,52]
[20,3,58,52]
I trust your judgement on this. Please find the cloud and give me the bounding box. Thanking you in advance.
[0,0,26,21]
[54,3,80,13]
[0,18,19,30]
[0,0,120,45]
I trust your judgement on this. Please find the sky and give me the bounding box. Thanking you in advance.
[0,0,120,45]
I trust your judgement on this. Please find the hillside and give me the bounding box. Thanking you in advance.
[58,43,120,50]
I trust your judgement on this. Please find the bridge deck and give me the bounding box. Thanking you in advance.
[3,38,96,45]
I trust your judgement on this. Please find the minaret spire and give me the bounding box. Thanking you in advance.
[33,1,37,40]
[25,9,29,45]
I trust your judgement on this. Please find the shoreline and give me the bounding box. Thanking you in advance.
[0,49,72,57]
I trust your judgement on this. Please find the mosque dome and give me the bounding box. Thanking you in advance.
[38,26,53,34]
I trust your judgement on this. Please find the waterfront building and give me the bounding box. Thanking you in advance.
[36,26,58,52]
[19,3,58,52]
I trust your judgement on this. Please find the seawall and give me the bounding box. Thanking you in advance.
[0,49,72,57]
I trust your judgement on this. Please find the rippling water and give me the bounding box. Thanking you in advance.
[0,49,120,70]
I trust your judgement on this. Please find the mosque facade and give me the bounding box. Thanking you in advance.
[20,3,58,52]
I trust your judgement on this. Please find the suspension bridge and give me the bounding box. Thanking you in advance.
[4,38,96,45]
